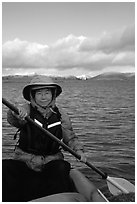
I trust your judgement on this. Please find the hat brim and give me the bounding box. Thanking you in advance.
[23,84,62,101]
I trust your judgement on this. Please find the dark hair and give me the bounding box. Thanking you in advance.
[31,90,36,99]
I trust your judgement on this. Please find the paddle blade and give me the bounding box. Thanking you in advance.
[107,176,135,196]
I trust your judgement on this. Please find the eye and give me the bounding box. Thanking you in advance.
[45,90,51,94]
[36,91,42,95]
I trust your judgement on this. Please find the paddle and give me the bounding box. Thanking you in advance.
[2,97,135,196]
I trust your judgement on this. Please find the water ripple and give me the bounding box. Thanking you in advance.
[2,79,135,195]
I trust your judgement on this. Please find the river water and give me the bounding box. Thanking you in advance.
[2,77,135,199]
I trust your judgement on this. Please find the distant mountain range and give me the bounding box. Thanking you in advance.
[2,72,135,82]
[88,72,135,81]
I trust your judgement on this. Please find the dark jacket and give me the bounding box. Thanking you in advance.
[7,103,84,154]
[18,105,62,156]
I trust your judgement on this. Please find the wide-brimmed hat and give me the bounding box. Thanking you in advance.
[23,76,62,101]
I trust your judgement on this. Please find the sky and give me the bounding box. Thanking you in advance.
[2,2,135,77]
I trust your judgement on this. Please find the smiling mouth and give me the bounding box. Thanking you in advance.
[41,100,49,102]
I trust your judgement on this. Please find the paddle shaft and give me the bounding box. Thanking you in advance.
[3,98,135,195]
[2,97,107,179]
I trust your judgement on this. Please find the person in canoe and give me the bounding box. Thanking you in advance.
[3,76,88,202]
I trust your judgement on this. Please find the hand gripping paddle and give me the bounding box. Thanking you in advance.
[2,98,135,196]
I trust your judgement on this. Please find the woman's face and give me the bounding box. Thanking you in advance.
[35,88,52,107]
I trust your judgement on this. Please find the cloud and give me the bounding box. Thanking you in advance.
[112,51,135,66]
[2,24,135,75]
[79,24,135,53]
[2,38,49,68]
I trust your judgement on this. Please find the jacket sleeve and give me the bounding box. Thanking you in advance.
[59,107,85,153]
[7,103,30,128]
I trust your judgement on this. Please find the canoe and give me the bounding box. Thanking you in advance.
[31,168,108,202]
[2,98,135,202]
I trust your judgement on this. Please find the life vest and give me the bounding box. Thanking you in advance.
[17,105,62,156]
